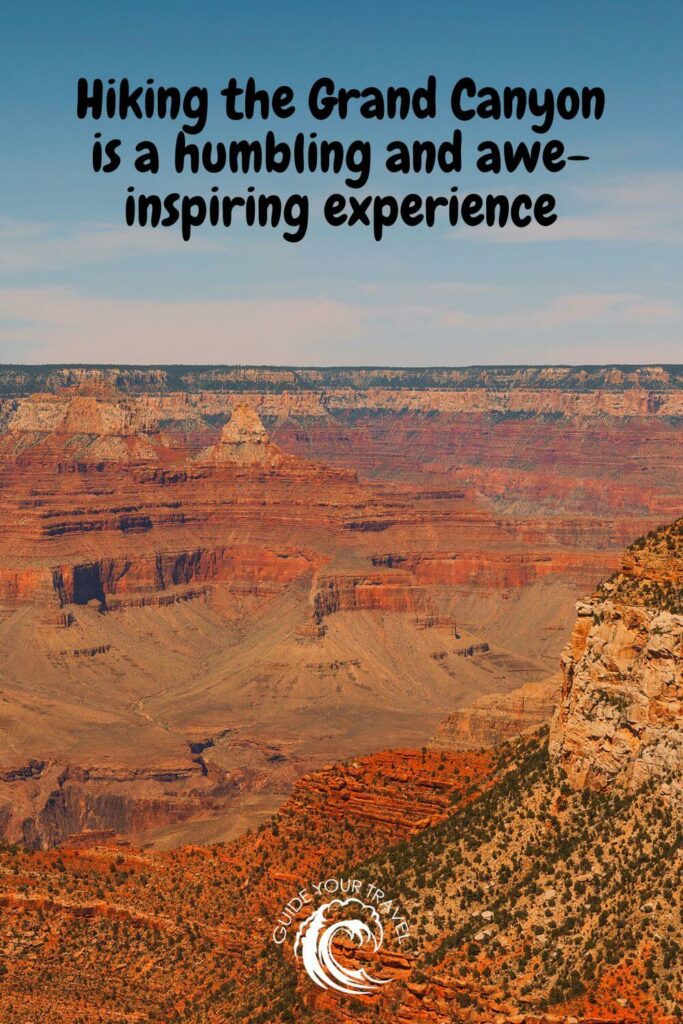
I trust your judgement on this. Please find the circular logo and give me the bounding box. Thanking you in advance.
[293,896,392,996]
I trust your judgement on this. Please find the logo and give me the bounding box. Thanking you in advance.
[294,897,391,995]
[273,877,411,996]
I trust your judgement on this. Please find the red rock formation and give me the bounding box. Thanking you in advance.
[0,756,248,848]
[0,373,680,848]
[292,748,488,836]
[196,404,287,466]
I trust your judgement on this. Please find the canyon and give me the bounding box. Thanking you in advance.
[0,518,680,1023]
[0,365,680,847]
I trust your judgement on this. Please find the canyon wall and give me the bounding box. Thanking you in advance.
[0,368,680,846]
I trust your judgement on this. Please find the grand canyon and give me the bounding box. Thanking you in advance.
[0,364,681,1023]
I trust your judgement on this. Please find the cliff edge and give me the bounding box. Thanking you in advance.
[550,518,682,794]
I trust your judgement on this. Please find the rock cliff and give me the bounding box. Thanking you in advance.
[550,519,682,794]
[434,675,559,750]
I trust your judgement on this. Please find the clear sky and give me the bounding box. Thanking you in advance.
[1,0,681,365]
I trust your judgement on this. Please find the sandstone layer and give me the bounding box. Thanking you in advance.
[434,674,560,750]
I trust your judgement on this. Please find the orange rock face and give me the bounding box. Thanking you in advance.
[197,404,287,466]
[0,747,494,1023]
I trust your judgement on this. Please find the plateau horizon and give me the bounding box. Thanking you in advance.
[77,76,605,136]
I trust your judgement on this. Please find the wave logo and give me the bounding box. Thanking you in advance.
[293,897,393,996]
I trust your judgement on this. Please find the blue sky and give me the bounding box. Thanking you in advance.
[0,0,681,365]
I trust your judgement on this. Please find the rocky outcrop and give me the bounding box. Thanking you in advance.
[549,599,682,793]
[196,405,285,466]
[3,391,163,463]
[7,392,155,436]
[312,572,430,618]
[0,546,316,613]
[0,758,244,849]
[291,749,490,837]
[550,520,683,793]
[435,675,559,750]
